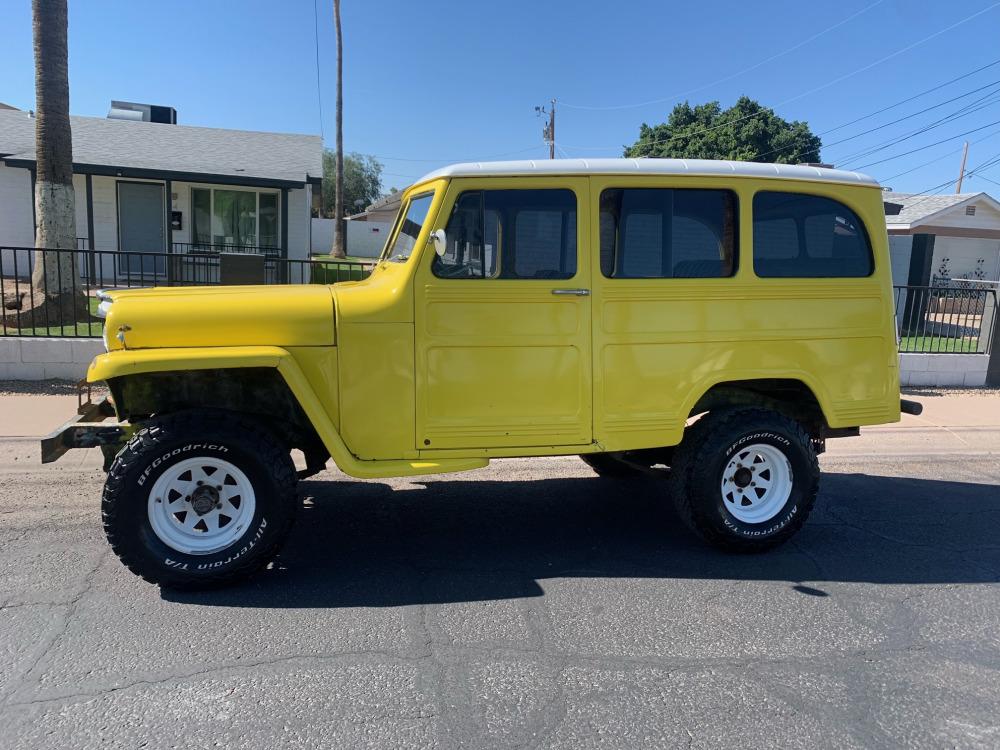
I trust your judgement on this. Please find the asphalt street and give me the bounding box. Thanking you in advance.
[1,413,999,749]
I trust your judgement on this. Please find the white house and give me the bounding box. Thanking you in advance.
[0,102,322,277]
[884,191,1000,286]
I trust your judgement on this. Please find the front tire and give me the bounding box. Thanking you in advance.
[669,408,818,552]
[102,412,298,588]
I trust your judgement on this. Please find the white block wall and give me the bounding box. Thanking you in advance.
[0,337,104,380]
[899,353,989,387]
[932,236,1000,282]
[311,218,391,257]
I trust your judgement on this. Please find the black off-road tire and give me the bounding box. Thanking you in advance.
[580,453,644,477]
[102,411,298,589]
[668,408,819,553]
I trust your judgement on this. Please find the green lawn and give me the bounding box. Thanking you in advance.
[9,296,103,338]
[308,255,375,284]
[898,335,979,353]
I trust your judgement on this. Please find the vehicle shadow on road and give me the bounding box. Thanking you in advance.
[162,472,1000,608]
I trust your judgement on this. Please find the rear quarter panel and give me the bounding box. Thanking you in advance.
[591,175,899,451]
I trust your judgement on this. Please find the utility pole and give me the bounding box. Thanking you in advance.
[535,99,556,159]
[956,141,969,194]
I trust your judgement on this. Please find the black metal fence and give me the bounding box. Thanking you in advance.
[1,246,374,338]
[6,249,994,351]
[894,284,998,354]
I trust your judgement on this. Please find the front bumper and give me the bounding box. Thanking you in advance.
[40,384,128,468]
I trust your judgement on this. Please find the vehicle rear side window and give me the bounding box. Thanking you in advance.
[599,188,737,279]
[752,191,873,278]
[432,189,577,279]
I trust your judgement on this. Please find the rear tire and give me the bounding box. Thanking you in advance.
[668,408,818,552]
[102,411,298,589]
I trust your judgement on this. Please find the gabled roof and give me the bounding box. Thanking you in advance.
[416,158,880,187]
[883,191,1000,227]
[0,108,322,187]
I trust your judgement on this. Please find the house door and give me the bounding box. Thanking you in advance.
[414,178,593,451]
[117,182,165,276]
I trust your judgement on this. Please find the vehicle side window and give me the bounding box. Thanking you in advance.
[432,189,577,279]
[383,192,433,261]
[599,188,737,279]
[753,191,873,278]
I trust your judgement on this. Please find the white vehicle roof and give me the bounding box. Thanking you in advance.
[416,158,879,188]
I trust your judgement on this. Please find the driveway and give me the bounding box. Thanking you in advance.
[0,386,999,749]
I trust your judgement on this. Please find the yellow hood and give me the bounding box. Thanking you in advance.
[102,284,336,351]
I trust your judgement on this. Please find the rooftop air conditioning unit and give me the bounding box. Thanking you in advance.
[107,101,177,124]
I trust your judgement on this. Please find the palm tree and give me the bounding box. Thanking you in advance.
[330,0,346,258]
[31,0,80,315]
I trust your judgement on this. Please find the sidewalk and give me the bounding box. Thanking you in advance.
[827,388,1000,458]
[1,382,998,462]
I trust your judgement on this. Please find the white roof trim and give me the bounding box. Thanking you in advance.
[415,158,879,187]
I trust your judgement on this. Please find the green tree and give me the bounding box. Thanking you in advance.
[624,97,821,164]
[321,151,384,219]
[4,0,86,329]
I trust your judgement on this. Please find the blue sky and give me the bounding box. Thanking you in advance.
[2,0,1000,194]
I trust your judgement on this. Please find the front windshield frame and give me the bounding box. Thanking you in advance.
[378,190,435,262]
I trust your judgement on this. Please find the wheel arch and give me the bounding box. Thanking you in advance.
[90,346,361,475]
[108,367,325,461]
[684,377,833,437]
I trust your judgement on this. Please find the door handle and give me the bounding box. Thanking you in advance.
[551,288,590,296]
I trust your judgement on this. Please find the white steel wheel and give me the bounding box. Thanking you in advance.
[147,456,257,555]
[719,443,793,524]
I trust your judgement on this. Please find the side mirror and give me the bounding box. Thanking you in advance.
[429,229,447,257]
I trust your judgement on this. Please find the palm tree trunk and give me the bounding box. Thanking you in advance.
[331,0,346,258]
[32,0,77,290]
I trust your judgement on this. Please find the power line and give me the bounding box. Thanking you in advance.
[560,3,1000,152]
[973,172,1000,187]
[312,0,325,141]
[891,148,1000,214]
[823,78,1000,153]
[836,88,1000,166]
[852,118,1000,170]
[878,126,1000,182]
[559,0,886,111]
[743,74,1000,164]
[822,58,1000,136]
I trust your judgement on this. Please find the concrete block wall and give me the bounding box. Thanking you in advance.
[0,337,104,380]
[899,352,989,387]
[0,337,993,387]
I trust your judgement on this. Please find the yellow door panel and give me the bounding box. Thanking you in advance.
[424,344,587,446]
[414,176,593,450]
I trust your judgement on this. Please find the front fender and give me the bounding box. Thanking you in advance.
[88,346,486,480]
[88,346,287,382]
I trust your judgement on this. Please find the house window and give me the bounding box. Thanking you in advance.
[190,188,281,249]
[966,205,977,216]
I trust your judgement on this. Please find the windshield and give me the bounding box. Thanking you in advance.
[380,191,434,261]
